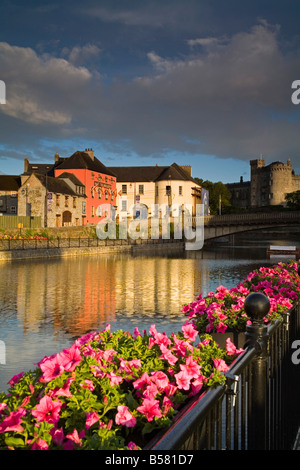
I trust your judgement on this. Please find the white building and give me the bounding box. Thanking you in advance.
[108,163,203,219]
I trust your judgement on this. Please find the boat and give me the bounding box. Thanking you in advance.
[267,245,300,256]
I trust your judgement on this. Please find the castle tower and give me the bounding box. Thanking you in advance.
[250,159,265,207]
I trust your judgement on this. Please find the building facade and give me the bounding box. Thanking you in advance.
[0,175,21,215]
[108,163,203,219]
[227,158,300,209]
[18,173,86,227]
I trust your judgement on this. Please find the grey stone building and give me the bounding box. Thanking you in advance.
[227,158,300,209]
[0,175,21,215]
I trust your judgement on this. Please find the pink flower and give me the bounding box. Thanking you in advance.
[226,338,244,356]
[174,370,191,390]
[86,411,100,429]
[32,396,62,424]
[51,376,74,398]
[159,344,178,365]
[151,371,169,390]
[107,371,123,386]
[137,398,162,421]
[143,383,159,400]
[59,344,82,371]
[182,323,198,342]
[127,441,139,450]
[30,438,49,450]
[162,396,173,414]
[213,358,230,373]
[133,372,151,390]
[65,428,84,447]
[115,405,137,427]
[8,372,24,387]
[216,322,228,333]
[50,426,65,445]
[39,354,65,383]
[80,379,95,391]
[0,408,26,433]
[180,355,201,379]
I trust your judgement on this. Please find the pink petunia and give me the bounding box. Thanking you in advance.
[180,355,201,379]
[85,411,100,429]
[159,344,178,365]
[31,395,62,424]
[65,428,84,447]
[59,344,82,371]
[7,371,24,387]
[151,371,169,390]
[50,426,65,445]
[0,408,26,433]
[39,354,65,383]
[213,358,230,373]
[30,438,49,450]
[137,398,162,421]
[174,370,191,390]
[115,405,137,427]
[182,323,198,342]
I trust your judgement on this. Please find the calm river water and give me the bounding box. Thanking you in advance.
[1,230,299,393]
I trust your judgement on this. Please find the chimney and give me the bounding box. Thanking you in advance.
[85,148,94,160]
[24,158,29,173]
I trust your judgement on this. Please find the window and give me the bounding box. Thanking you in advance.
[56,195,60,206]
[91,206,95,217]
[98,188,101,199]
[91,187,94,198]
[139,184,144,195]
[105,190,108,200]
[11,206,17,213]
[73,197,76,208]
[179,186,183,196]
[122,184,127,194]
[121,200,127,211]
[82,201,86,214]
[65,196,69,207]
[166,185,171,195]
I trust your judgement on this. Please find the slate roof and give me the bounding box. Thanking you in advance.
[55,151,116,177]
[0,175,21,191]
[108,163,199,184]
[57,172,85,187]
[31,174,85,197]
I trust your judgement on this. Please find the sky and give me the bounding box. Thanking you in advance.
[1,1,300,183]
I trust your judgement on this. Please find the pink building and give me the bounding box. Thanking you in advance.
[54,149,117,225]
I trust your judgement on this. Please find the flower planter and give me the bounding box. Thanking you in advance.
[211,331,246,350]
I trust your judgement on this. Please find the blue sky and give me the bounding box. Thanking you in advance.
[1,1,300,182]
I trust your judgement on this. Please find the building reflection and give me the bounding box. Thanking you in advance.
[1,253,201,337]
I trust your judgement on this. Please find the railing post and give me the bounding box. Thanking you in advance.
[244,292,271,450]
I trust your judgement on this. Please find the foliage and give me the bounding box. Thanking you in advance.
[285,190,300,209]
[182,261,300,334]
[0,325,242,450]
[194,178,232,215]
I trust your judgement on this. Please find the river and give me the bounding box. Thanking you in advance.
[0,228,299,393]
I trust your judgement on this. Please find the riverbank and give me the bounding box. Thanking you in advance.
[0,238,185,262]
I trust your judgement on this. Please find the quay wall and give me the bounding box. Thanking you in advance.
[0,239,185,262]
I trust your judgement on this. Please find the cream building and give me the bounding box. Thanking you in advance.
[108,163,202,219]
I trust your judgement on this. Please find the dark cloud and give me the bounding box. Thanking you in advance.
[1,3,300,179]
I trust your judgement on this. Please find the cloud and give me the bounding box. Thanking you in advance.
[1,21,300,171]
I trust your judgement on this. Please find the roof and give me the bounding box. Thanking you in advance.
[55,151,117,177]
[0,175,21,191]
[28,174,85,197]
[57,172,85,187]
[108,163,199,184]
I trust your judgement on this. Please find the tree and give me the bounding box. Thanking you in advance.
[285,190,300,209]
[194,178,232,215]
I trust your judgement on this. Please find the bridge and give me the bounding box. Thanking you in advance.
[199,210,300,241]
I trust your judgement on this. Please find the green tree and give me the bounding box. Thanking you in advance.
[285,190,300,209]
[194,178,232,215]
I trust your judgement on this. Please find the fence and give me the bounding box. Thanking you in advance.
[0,236,183,251]
[0,216,41,229]
[146,291,300,450]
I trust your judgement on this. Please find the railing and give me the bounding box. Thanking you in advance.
[203,210,300,226]
[146,291,300,450]
[0,236,183,251]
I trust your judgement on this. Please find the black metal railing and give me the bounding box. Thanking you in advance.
[0,236,183,251]
[146,292,300,450]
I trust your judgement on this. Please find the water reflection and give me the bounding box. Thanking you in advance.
[0,238,298,393]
